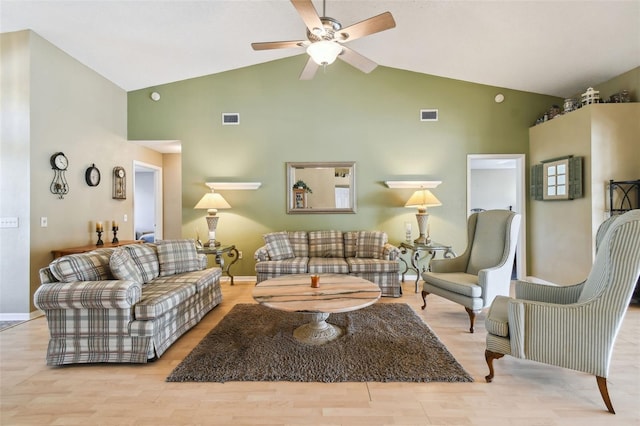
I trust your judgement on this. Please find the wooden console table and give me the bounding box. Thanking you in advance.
[52,240,141,259]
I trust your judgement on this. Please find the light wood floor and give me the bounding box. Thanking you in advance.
[2,279,639,425]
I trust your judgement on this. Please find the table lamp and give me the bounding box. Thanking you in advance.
[194,189,231,247]
[405,189,441,244]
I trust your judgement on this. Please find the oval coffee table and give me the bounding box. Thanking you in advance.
[252,274,381,345]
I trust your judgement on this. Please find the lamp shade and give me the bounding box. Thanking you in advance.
[306,40,343,65]
[404,189,442,213]
[194,191,231,212]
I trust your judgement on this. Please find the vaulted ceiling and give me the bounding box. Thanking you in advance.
[2,1,639,98]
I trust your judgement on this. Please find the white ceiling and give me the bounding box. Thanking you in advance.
[2,1,639,98]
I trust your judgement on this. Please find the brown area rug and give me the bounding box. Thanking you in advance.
[167,303,473,383]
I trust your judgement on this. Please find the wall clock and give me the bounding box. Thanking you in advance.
[85,164,101,187]
[113,166,126,199]
[49,152,69,199]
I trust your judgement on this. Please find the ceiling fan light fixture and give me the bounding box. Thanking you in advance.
[306,40,342,65]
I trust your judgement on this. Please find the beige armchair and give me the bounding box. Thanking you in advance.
[484,210,640,413]
[421,210,521,332]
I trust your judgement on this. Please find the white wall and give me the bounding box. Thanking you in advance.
[134,171,155,235]
[469,169,517,212]
[0,31,31,318]
[0,30,164,315]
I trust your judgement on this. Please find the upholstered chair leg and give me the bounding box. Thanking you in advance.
[596,376,616,414]
[421,291,429,310]
[484,350,504,382]
[465,307,476,333]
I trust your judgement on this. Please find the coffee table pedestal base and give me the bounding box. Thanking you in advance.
[293,312,343,345]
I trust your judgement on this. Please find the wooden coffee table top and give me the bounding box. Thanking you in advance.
[252,274,381,314]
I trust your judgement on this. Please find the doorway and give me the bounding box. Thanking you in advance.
[133,161,163,242]
[467,154,526,279]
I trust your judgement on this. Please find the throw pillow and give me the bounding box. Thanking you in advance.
[264,232,295,260]
[125,243,159,283]
[156,239,201,277]
[308,230,344,258]
[49,250,114,283]
[110,248,144,283]
[356,231,387,259]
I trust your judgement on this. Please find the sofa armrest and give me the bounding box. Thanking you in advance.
[198,253,207,269]
[34,280,142,310]
[383,243,400,261]
[514,279,584,304]
[254,245,270,262]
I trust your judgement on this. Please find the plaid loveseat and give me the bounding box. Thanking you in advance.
[254,230,401,297]
[34,239,222,366]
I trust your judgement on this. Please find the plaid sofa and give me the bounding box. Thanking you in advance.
[254,231,401,297]
[34,240,222,366]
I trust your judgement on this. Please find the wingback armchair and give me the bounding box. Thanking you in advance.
[421,209,521,332]
[484,210,640,413]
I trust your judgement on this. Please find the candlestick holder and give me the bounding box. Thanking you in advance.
[112,226,119,244]
[96,230,104,246]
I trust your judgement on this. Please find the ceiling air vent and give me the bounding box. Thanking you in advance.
[222,113,240,125]
[420,109,438,122]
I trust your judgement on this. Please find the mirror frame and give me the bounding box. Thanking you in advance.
[286,161,357,214]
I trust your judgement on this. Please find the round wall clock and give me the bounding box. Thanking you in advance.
[85,164,101,186]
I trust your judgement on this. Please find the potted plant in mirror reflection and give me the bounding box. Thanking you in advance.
[293,180,313,193]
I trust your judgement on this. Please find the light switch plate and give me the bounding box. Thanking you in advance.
[0,217,19,228]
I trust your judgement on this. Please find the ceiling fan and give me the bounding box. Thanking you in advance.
[251,0,396,80]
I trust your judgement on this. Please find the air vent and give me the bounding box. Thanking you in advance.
[222,113,240,125]
[420,109,438,122]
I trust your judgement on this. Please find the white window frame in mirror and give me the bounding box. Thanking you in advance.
[286,161,356,214]
[543,158,569,200]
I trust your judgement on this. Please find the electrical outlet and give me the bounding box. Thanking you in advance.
[40,217,48,227]
[238,250,243,259]
[123,214,128,222]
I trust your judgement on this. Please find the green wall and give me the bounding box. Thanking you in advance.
[128,56,559,276]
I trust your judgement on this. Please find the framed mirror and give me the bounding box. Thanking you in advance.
[286,161,356,214]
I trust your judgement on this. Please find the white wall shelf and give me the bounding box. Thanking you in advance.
[205,182,261,190]
[384,181,442,189]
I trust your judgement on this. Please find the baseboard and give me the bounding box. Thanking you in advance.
[222,275,258,283]
[0,311,44,321]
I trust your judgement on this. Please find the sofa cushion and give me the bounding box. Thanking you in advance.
[264,232,295,260]
[308,230,344,258]
[135,281,196,320]
[356,231,387,259]
[255,257,309,275]
[124,243,159,283]
[347,258,399,273]
[49,251,114,283]
[151,267,222,294]
[110,248,144,283]
[156,239,201,277]
[344,231,358,258]
[288,231,309,257]
[308,257,349,274]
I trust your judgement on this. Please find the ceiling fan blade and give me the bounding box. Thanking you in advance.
[338,46,378,74]
[251,40,305,51]
[338,12,396,41]
[299,56,319,80]
[291,0,323,33]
